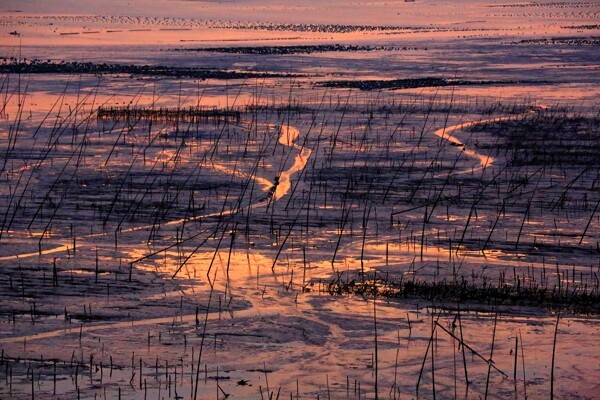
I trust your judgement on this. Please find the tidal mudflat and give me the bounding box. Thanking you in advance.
[1,1,599,399]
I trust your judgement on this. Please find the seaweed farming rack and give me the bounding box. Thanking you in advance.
[97,105,242,124]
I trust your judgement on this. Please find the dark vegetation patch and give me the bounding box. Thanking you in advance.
[177,44,421,55]
[323,272,600,315]
[467,111,600,166]
[97,106,242,124]
[514,37,600,46]
[213,21,504,35]
[487,2,597,7]
[0,59,302,79]
[319,77,542,91]
[217,22,431,34]
[562,24,600,30]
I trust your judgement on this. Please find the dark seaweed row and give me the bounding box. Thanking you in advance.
[177,44,421,55]
[213,21,504,35]
[220,22,428,34]
[514,37,600,46]
[467,112,600,167]
[487,1,596,7]
[562,24,600,30]
[97,105,242,124]
[324,275,600,314]
[319,77,541,91]
[0,59,302,79]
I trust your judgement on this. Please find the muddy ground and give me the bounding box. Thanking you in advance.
[1,0,599,398]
